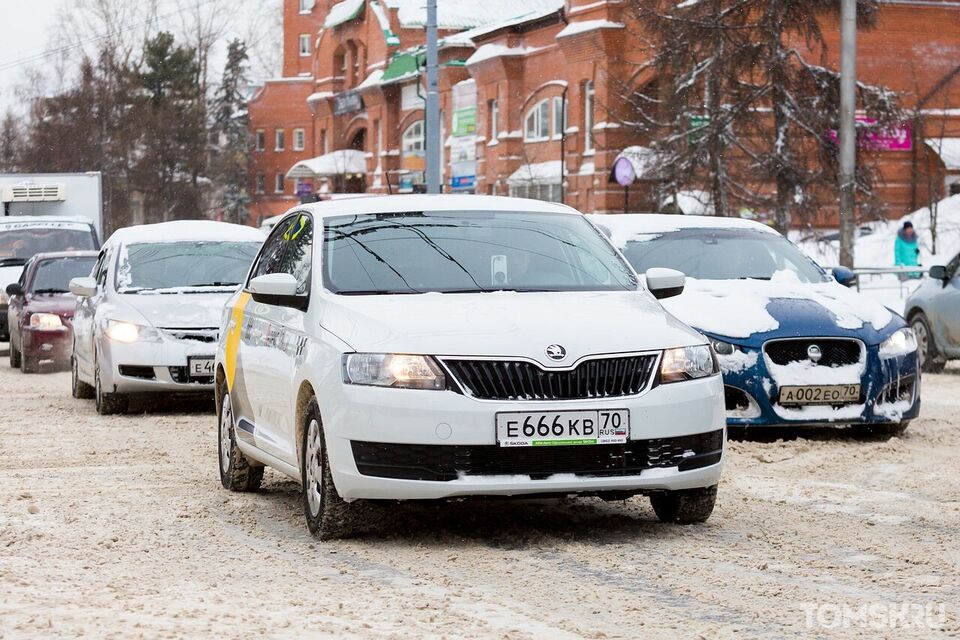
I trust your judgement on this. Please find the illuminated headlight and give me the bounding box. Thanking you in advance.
[342,353,446,390]
[660,345,718,383]
[29,313,64,330]
[879,327,917,358]
[105,320,159,343]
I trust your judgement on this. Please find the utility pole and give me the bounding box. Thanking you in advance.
[838,0,857,267]
[425,0,441,194]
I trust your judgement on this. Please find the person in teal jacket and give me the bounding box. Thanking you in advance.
[894,221,921,279]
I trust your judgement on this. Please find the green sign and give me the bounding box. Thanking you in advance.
[453,107,476,137]
[688,114,709,144]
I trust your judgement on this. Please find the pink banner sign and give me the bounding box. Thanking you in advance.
[829,118,912,151]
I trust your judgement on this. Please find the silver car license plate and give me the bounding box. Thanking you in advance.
[779,384,860,406]
[496,409,629,447]
[188,357,215,378]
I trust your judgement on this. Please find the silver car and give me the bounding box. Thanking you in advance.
[905,253,960,372]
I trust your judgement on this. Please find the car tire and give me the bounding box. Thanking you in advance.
[20,354,39,374]
[650,485,718,524]
[9,342,21,369]
[72,356,95,399]
[910,312,945,373]
[218,389,263,492]
[301,397,357,540]
[95,361,128,415]
[862,420,910,438]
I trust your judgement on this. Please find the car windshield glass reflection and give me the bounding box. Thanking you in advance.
[116,241,260,293]
[0,228,97,262]
[621,228,827,283]
[323,211,638,294]
[31,256,96,294]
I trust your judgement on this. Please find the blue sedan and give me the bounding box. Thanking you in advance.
[592,215,920,434]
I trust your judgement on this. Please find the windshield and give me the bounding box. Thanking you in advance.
[31,256,96,294]
[116,241,260,293]
[0,224,97,264]
[620,228,828,283]
[323,210,638,294]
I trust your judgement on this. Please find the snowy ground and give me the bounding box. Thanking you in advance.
[1,354,959,638]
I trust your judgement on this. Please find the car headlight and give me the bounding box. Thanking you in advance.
[342,353,446,390]
[708,338,737,356]
[660,345,718,383]
[879,327,917,358]
[104,320,160,343]
[29,313,64,330]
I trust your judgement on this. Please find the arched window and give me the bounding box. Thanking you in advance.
[401,120,426,192]
[524,100,550,142]
[402,120,425,156]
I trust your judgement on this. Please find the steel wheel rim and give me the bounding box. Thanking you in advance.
[219,394,233,474]
[305,418,323,517]
[912,320,928,368]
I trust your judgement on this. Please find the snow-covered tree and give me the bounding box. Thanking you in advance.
[211,39,253,225]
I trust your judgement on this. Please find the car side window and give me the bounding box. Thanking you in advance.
[275,213,313,295]
[249,218,295,283]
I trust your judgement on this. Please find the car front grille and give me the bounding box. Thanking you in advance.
[350,430,724,482]
[168,367,214,385]
[764,338,862,367]
[440,354,659,401]
[162,328,219,343]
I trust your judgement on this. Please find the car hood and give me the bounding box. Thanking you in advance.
[319,290,705,366]
[661,272,902,347]
[116,291,231,329]
[24,294,77,316]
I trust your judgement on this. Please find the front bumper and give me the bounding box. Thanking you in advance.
[21,326,73,361]
[321,374,726,501]
[719,345,920,427]
[99,333,217,394]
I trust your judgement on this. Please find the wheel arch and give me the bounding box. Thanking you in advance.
[294,380,317,469]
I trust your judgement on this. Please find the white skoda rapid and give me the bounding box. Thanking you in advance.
[215,195,726,538]
[69,221,264,414]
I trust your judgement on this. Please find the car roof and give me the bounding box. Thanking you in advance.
[106,220,265,246]
[0,215,95,227]
[588,213,781,242]
[288,194,583,220]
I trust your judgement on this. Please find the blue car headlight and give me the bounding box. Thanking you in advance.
[879,327,917,358]
[708,338,738,356]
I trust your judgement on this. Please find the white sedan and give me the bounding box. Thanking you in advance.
[69,221,264,414]
[215,195,726,538]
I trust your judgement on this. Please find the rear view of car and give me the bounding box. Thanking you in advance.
[69,221,263,414]
[5,251,98,372]
[0,217,99,341]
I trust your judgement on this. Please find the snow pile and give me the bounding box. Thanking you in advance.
[764,359,864,387]
[716,349,758,374]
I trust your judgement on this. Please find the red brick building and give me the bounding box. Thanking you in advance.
[249,0,960,224]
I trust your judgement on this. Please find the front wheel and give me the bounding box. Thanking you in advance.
[72,356,95,399]
[95,362,128,415]
[910,312,945,373]
[218,390,263,491]
[20,354,39,374]
[301,398,357,539]
[650,485,718,524]
[9,342,21,369]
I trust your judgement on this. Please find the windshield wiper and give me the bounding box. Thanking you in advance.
[737,276,772,281]
[187,282,240,287]
[32,288,69,294]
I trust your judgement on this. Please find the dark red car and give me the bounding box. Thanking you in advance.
[6,251,98,373]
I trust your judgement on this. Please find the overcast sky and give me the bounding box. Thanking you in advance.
[0,0,281,115]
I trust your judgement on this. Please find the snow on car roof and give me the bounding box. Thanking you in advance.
[588,213,779,248]
[107,220,265,246]
[294,194,582,220]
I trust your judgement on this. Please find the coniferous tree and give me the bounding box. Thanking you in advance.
[211,39,252,225]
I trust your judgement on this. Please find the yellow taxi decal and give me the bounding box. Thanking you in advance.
[284,215,307,242]
[225,292,251,391]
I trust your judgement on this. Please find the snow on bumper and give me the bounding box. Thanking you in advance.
[322,374,726,501]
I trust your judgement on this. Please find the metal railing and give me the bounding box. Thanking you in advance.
[828,266,928,295]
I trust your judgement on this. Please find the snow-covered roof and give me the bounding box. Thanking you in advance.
[287,150,367,178]
[925,137,960,170]
[297,194,579,219]
[588,213,779,249]
[443,2,564,43]
[506,160,564,186]
[324,0,365,28]
[107,221,264,246]
[466,43,541,66]
[556,20,624,38]
[0,215,95,228]
[389,0,563,30]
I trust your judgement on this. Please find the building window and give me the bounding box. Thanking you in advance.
[524,100,549,142]
[509,183,562,203]
[255,174,265,194]
[552,96,566,138]
[402,120,425,156]
[299,34,311,57]
[275,129,285,151]
[274,173,285,193]
[299,0,313,13]
[488,99,498,140]
[293,128,305,151]
[255,130,265,151]
[584,80,595,153]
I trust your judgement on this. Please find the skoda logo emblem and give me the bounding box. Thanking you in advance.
[807,344,823,363]
[545,344,567,361]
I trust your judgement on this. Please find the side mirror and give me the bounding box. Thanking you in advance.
[929,265,948,284]
[832,266,857,288]
[247,273,307,310]
[69,277,98,297]
[646,267,685,300]
[5,282,23,297]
